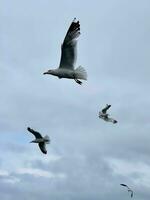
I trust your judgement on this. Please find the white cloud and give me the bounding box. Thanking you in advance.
[0,170,20,184]
[3,177,20,184]
[17,168,66,179]
[107,157,150,187]
[0,170,9,176]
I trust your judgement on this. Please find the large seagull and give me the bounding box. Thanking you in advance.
[43,18,87,85]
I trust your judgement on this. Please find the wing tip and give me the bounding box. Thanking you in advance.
[120,183,127,186]
[73,17,79,22]
[72,18,80,26]
[42,149,47,154]
[106,104,111,108]
[113,120,118,124]
[27,127,30,131]
[42,151,47,154]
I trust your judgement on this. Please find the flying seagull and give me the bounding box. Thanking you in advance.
[27,127,50,154]
[99,104,117,124]
[43,18,87,85]
[120,184,133,198]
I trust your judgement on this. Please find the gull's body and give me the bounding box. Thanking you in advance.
[99,104,117,124]
[43,18,87,85]
[120,184,133,198]
[27,127,50,154]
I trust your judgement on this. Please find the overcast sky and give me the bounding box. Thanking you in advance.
[1,0,150,199]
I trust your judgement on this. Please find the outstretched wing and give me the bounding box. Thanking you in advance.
[27,127,43,139]
[107,117,118,124]
[59,18,80,69]
[39,142,47,154]
[121,184,133,198]
[130,190,133,198]
[102,104,111,114]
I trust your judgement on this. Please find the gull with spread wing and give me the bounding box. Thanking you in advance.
[27,127,50,154]
[120,184,133,198]
[43,18,87,85]
[99,104,118,124]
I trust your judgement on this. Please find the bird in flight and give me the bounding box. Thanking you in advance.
[27,127,50,154]
[99,104,117,124]
[43,18,87,85]
[120,184,133,198]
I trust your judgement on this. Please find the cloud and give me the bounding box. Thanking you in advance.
[0,170,20,184]
[17,168,66,179]
[0,0,150,199]
[108,158,150,187]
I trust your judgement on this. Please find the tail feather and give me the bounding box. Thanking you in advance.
[44,135,50,143]
[75,66,87,80]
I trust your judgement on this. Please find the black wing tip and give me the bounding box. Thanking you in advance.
[42,150,47,154]
[64,18,80,38]
[107,104,111,108]
[27,127,34,132]
[120,183,127,186]
[113,120,118,124]
[27,127,31,131]
[71,18,80,26]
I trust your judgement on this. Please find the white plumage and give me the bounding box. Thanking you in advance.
[43,18,87,85]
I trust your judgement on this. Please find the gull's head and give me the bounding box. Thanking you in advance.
[43,69,53,75]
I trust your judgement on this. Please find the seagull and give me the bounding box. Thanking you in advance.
[120,184,133,198]
[43,18,87,85]
[27,127,50,154]
[99,104,117,124]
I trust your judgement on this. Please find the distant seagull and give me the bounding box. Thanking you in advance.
[120,184,133,198]
[99,104,117,124]
[27,127,50,154]
[43,18,87,85]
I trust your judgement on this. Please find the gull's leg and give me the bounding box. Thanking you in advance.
[74,79,82,85]
[73,74,82,85]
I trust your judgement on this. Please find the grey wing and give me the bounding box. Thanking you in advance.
[27,127,43,139]
[102,104,111,114]
[130,191,133,198]
[120,184,128,187]
[107,117,118,124]
[39,142,47,154]
[59,18,80,69]
[128,188,133,198]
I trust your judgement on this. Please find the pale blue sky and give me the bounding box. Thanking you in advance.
[0,0,150,199]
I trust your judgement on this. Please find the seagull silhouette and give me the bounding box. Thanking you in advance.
[99,104,118,124]
[27,127,50,154]
[120,184,133,198]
